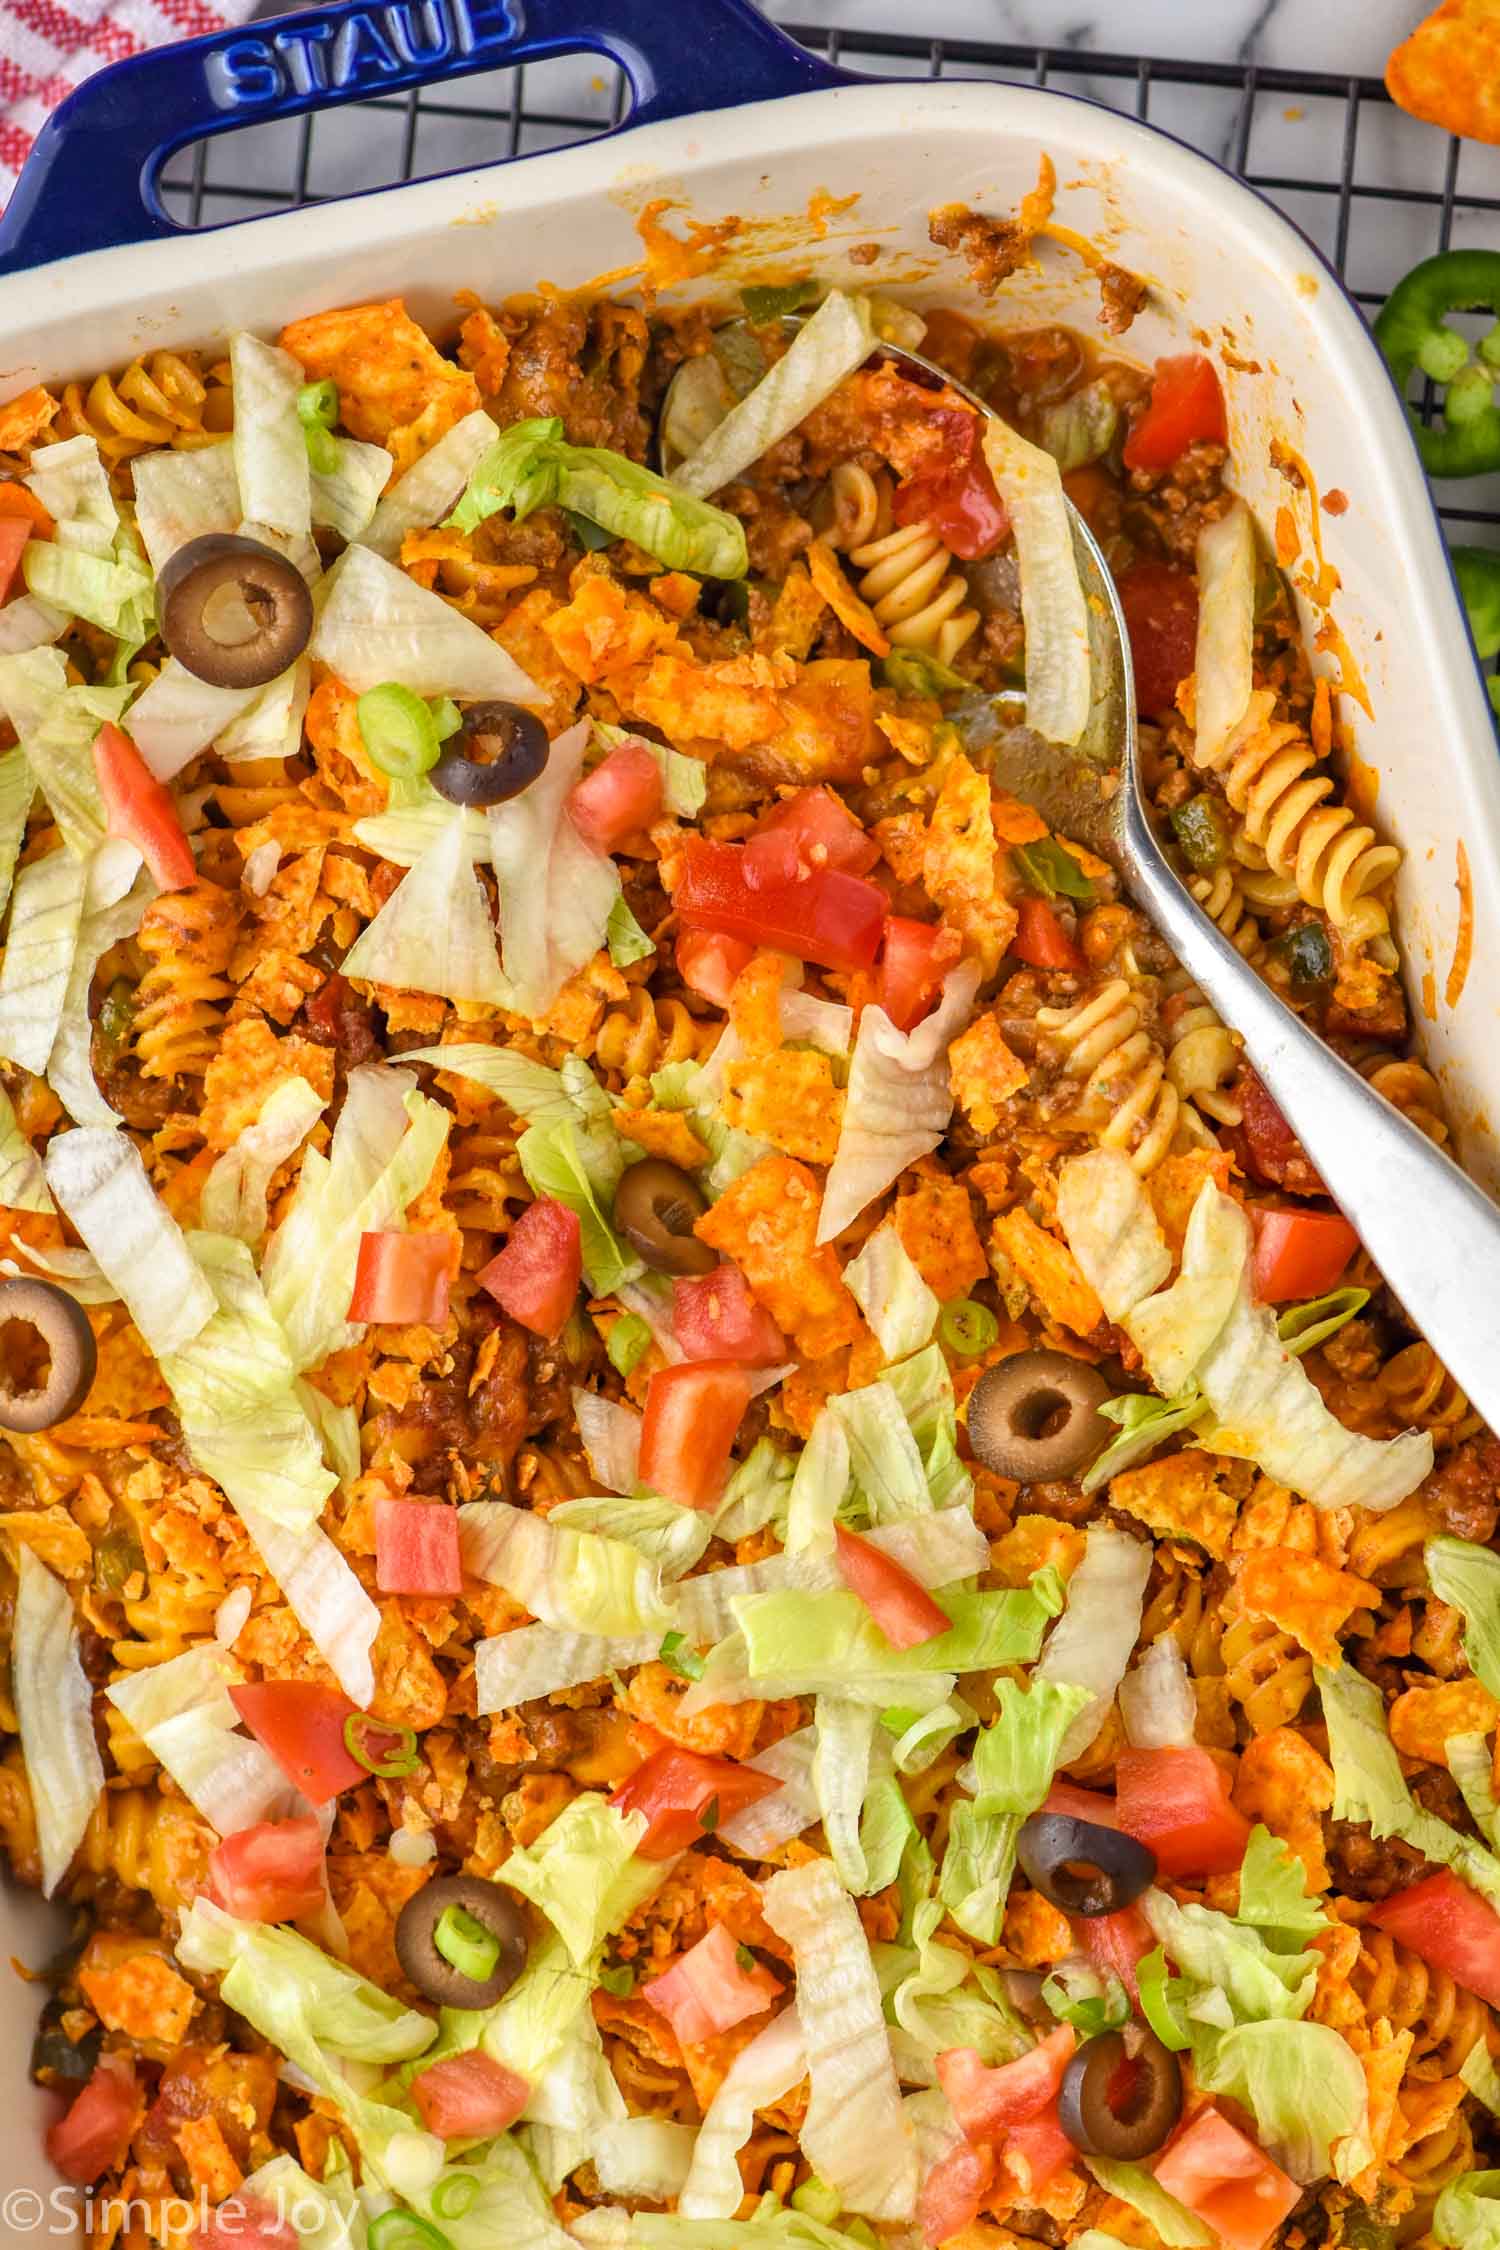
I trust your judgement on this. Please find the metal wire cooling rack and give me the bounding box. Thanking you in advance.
[156,14,1500,549]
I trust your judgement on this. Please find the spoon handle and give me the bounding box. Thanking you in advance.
[1121,795,1500,1428]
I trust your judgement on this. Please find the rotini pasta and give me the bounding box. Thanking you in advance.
[1035,975,1180,1172]
[132,878,242,1080]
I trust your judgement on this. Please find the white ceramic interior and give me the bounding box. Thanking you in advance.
[3,65,1498,2213]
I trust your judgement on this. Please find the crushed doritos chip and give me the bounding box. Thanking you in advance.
[1387,0,1500,144]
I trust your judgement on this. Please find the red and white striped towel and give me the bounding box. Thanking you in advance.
[1,0,257,201]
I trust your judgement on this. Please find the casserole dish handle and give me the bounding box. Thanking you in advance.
[0,0,853,276]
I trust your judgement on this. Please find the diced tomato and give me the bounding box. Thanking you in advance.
[891,412,1010,562]
[1005,2107,1075,2195]
[348,1230,451,1325]
[205,1814,326,1924]
[1115,1745,1251,1878]
[677,928,755,1006]
[411,2051,530,2139]
[1122,354,1227,475]
[1231,1068,1326,1197]
[93,723,197,892]
[1011,897,1086,972]
[0,481,54,538]
[46,2056,141,2185]
[676,836,887,975]
[753,787,881,878]
[835,1525,950,1651]
[305,971,350,1039]
[638,1360,751,1511]
[1249,1205,1358,1304]
[673,1264,785,1367]
[1076,1903,1154,1999]
[642,1922,782,2045]
[1372,1871,1500,2009]
[0,515,30,602]
[229,1681,363,1803]
[478,1197,582,1339]
[920,2138,995,2247]
[195,2196,299,2250]
[879,916,962,1033]
[937,2026,1075,2144]
[1043,1778,1122,1828]
[567,739,664,854]
[374,1497,462,1597]
[1114,561,1199,721]
[610,1745,778,1859]
[1152,2107,1301,2250]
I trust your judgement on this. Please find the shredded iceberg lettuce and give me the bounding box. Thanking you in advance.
[762,1855,917,2220]
[200,1077,326,1242]
[458,1498,672,1637]
[310,435,392,542]
[517,1113,640,1299]
[261,1064,448,1373]
[1435,2172,1500,2250]
[551,1491,712,1582]
[818,962,981,1244]
[980,415,1090,746]
[672,293,876,502]
[1034,1522,1152,1762]
[785,1409,852,1559]
[499,1793,659,1967]
[45,1125,215,1355]
[106,1644,297,1836]
[0,647,131,856]
[489,717,621,1020]
[234,1498,379,1706]
[733,1575,1058,1688]
[46,871,152,1127]
[129,441,240,577]
[842,1220,939,1362]
[1318,1660,1500,1911]
[231,331,313,540]
[1427,1536,1500,1700]
[450,415,748,578]
[1055,1148,1173,1325]
[814,1695,879,1893]
[310,541,538,701]
[0,1084,50,1212]
[1197,2020,1368,2183]
[123,656,261,781]
[363,409,499,557]
[162,1232,337,1534]
[571,1392,644,1496]
[679,2009,806,2219]
[14,1547,103,1894]
[1194,500,1257,766]
[1118,1634,1197,1750]
[0,846,85,1075]
[938,1674,1091,1943]
[340,806,508,1003]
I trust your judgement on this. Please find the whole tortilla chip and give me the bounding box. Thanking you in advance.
[1387,0,1500,144]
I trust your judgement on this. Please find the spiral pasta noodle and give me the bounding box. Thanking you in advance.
[1195,703,1400,944]
[1035,976,1179,1173]
[1356,1053,1450,1147]
[1186,865,1269,969]
[1379,1340,1481,1449]
[1354,1926,1498,2075]
[828,459,978,663]
[70,1787,214,1913]
[132,879,242,1081]
[56,350,232,466]
[1220,1611,1314,1733]
[446,1120,525,1238]
[1163,971,1242,1129]
[593,989,712,1082]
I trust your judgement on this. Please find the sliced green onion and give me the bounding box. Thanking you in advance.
[297,379,339,430]
[431,2174,481,2222]
[940,1297,999,1357]
[368,2212,453,2250]
[698,1793,720,1834]
[599,1960,637,1997]
[735,1941,757,1973]
[434,1904,500,1983]
[430,696,463,742]
[606,1313,651,1377]
[791,2177,843,2225]
[357,683,443,782]
[659,1629,705,1682]
[304,423,342,477]
[343,1711,420,1777]
[1136,1945,1192,2052]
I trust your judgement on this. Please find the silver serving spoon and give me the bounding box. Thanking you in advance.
[665,326,1500,1427]
[883,341,1500,1429]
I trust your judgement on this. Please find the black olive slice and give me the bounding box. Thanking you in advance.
[430,701,549,808]
[157,533,313,690]
[1058,2025,1183,2160]
[1016,1811,1157,1917]
[394,1874,528,2009]
[967,1349,1111,1482]
[612,1158,715,1276]
[0,1278,96,1432]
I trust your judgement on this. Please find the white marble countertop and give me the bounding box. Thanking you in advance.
[768,0,1427,81]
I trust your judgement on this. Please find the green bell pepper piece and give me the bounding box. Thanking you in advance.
[1375,250,1500,477]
